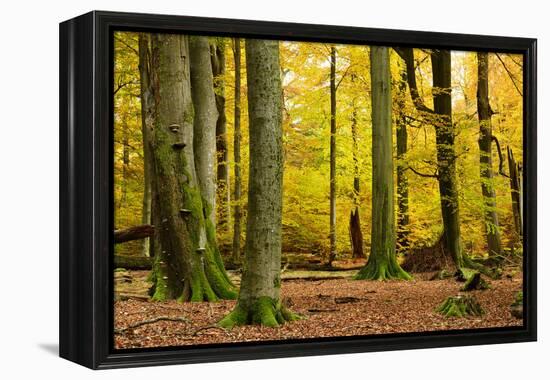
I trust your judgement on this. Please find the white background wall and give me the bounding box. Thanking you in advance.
[0,0,546,378]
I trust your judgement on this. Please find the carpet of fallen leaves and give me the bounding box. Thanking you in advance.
[114,271,523,349]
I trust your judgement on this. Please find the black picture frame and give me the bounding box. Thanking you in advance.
[59,10,537,369]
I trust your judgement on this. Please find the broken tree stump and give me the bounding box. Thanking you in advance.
[436,295,484,317]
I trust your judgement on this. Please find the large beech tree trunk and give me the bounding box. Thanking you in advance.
[431,49,464,267]
[395,48,468,269]
[328,46,337,265]
[476,52,503,256]
[190,36,219,226]
[232,38,243,263]
[138,33,153,257]
[210,39,231,230]
[355,46,411,281]
[220,39,297,327]
[148,34,235,302]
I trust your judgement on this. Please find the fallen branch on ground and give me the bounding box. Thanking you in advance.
[114,316,190,334]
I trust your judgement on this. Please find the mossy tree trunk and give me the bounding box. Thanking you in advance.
[210,38,231,231]
[328,46,338,266]
[190,36,219,226]
[220,39,297,327]
[148,34,236,302]
[138,33,153,257]
[477,52,503,256]
[232,38,243,263]
[355,46,411,281]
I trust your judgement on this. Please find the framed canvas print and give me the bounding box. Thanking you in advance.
[59,11,537,369]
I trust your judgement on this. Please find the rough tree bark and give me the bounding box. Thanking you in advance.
[431,49,463,267]
[476,52,503,256]
[232,38,243,263]
[396,67,410,253]
[138,33,153,257]
[355,46,411,281]
[148,34,235,302]
[328,46,337,266]
[220,39,297,327]
[349,76,364,259]
[210,38,231,230]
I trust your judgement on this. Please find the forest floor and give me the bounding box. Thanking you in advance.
[114,267,523,349]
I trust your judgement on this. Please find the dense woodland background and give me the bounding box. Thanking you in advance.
[113,32,523,263]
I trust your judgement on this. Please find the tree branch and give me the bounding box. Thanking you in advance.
[407,166,439,178]
[114,316,190,334]
[393,47,435,115]
[494,53,523,97]
[491,135,510,178]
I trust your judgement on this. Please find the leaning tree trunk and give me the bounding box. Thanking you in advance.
[396,67,410,253]
[220,39,297,328]
[138,33,153,257]
[148,34,235,302]
[476,52,503,256]
[328,46,337,266]
[355,46,411,281]
[232,38,243,263]
[349,84,364,259]
[210,38,231,231]
[431,49,464,268]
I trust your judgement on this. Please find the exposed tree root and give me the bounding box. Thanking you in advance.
[219,297,301,328]
[436,295,484,317]
[355,259,412,281]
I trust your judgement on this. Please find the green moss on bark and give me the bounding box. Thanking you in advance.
[355,253,412,281]
[436,295,484,317]
[218,297,300,329]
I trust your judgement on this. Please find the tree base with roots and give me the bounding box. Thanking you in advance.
[219,297,301,328]
[355,258,412,281]
[436,295,484,317]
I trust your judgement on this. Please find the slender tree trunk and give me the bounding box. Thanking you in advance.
[138,33,153,257]
[120,114,129,211]
[211,39,231,231]
[396,67,410,253]
[431,49,463,267]
[148,34,235,302]
[328,46,337,265]
[232,38,242,263]
[476,52,502,256]
[349,83,364,259]
[507,147,523,239]
[220,39,297,328]
[356,46,411,281]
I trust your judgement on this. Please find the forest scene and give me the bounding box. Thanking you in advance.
[113,31,524,349]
